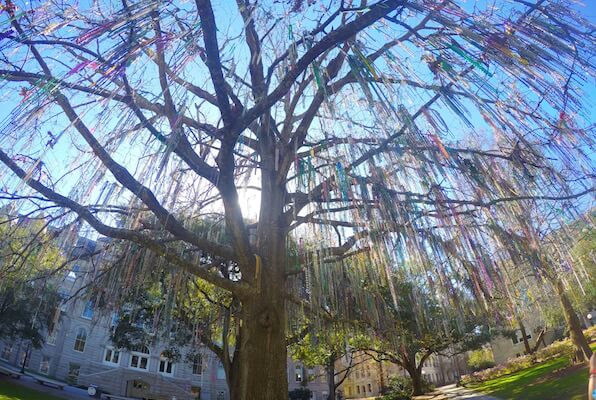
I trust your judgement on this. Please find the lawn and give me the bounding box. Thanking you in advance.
[469,355,589,400]
[0,380,67,400]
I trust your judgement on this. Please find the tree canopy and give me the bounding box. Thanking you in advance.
[0,0,594,397]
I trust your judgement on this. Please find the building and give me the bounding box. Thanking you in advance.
[287,358,330,400]
[336,350,470,398]
[489,325,558,365]
[0,235,329,400]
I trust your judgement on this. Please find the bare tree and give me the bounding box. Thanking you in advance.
[0,0,593,397]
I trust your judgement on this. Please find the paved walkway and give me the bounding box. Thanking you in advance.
[434,384,501,400]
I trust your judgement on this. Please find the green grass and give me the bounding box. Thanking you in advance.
[0,380,67,400]
[469,347,595,400]
[470,356,587,400]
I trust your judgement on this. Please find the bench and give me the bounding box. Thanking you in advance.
[33,375,65,390]
[0,364,23,379]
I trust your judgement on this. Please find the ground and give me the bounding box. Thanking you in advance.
[0,379,67,400]
[469,355,589,400]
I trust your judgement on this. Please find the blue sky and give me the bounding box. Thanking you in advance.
[0,0,594,227]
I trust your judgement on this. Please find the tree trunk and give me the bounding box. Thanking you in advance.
[229,236,288,399]
[408,366,425,396]
[327,355,336,400]
[229,290,288,399]
[227,164,290,399]
[554,278,592,362]
[378,360,385,393]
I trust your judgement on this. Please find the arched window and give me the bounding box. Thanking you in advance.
[158,352,174,375]
[73,328,86,352]
[129,345,150,370]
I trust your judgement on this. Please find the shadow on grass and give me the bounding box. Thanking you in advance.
[470,356,588,400]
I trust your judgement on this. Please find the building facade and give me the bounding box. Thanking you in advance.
[0,238,329,400]
[336,350,470,399]
[489,326,558,365]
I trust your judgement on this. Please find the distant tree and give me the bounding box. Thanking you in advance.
[369,278,489,395]
[0,216,63,349]
[290,324,372,400]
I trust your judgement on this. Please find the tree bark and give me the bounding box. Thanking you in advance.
[227,156,290,399]
[230,288,288,399]
[327,355,336,400]
[408,365,425,396]
[554,278,592,362]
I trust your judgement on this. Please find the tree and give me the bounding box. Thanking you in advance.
[0,0,593,397]
[490,218,593,362]
[290,324,372,400]
[0,215,63,349]
[367,278,489,395]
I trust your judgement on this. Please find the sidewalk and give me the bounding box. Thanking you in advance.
[433,384,501,400]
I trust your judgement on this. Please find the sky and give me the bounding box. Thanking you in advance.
[0,0,594,230]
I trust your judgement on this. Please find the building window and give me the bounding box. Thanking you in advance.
[367,365,371,377]
[159,353,174,375]
[73,328,87,352]
[81,300,94,319]
[192,354,203,375]
[103,346,120,366]
[67,363,81,384]
[295,365,303,382]
[129,345,150,370]
[357,386,360,394]
[40,355,51,375]
[1,344,12,361]
[368,383,372,392]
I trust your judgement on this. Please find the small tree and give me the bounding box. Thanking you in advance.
[290,325,372,400]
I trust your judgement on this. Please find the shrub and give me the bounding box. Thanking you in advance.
[467,348,496,372]
[584,325,596,342]
[461,354,534,385]
[376,375,433,400]
[377,376,412,400]
[289,388,312,400]
[534,340,574,362]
